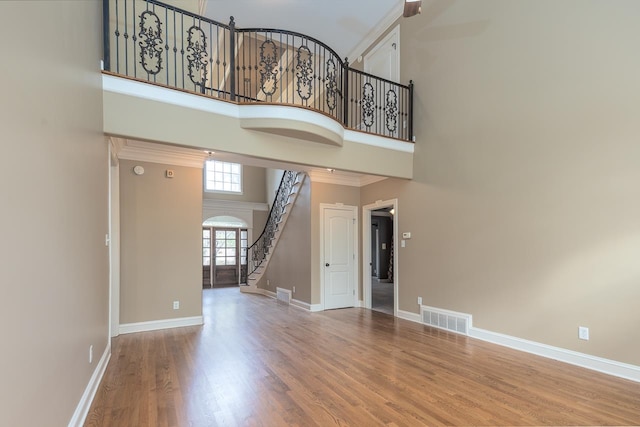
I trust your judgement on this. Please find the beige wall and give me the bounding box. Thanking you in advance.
[263,177,312,302]
[120,160,203,323]
[361,0,640,366]
[203,165,266,203]
[265,168,285,208]
[0,1,108,425]
[310,182,361,304]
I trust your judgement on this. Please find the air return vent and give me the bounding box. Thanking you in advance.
[276,287,292,305]
[420,305,472,335]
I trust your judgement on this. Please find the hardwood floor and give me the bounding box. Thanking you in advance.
[86,288,640,426]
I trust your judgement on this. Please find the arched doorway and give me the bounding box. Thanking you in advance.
[202,216,249,288]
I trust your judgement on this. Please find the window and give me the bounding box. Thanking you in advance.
[204,160,242,193]
[215,230,237,266]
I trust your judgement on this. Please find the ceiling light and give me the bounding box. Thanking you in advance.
[403,0,422,18]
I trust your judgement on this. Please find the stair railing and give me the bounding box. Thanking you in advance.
[102,0,414,141]
[247,171,300,277]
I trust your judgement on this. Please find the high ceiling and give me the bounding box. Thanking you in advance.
[203,0,404,59]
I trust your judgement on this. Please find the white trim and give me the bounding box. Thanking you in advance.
[362,199,399,317]
[469,327,640,383]
[262,289,277,299]
[119,316,203,335]
[239,104,345,146]
[347,2,403,61]
[397,309,422,324]
[103,74,239,118]
[202,199,269,212]
[114,137,207,168]
[344,129,415,153]
[68,343,111,427]
[291,298,310,310]
[103,75,414,155]
[320,203,359,310]
[308,169,388,188]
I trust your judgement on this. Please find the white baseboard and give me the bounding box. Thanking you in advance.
[262,289,276,298]
[119,316,203,334]
[310,304,323,312]
[397,309,421,324]
[469,327,640,383]
[291,298,310,310]
[68,342,111,427]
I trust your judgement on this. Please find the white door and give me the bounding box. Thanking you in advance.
[323,207,355,309]
[364,25,400,137]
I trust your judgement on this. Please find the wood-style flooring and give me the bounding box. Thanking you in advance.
[86,287,640,426]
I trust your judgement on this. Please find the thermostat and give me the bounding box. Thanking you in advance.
[133,165,145,175]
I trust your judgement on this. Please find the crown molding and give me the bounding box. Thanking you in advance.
[115,139,207,168]
[308,169,387,187]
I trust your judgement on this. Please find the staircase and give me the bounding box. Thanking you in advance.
[240,170,305,294]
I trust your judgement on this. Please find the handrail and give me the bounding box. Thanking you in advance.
[103,0,414,141]
[246,171,300,277]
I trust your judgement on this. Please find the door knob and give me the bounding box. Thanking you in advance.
[325,263,330,267]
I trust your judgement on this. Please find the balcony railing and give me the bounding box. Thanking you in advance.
[103,0,414,141]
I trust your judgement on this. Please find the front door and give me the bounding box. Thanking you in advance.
[323,206,356,309]
[202,227,248,287]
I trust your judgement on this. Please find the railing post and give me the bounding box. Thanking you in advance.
[229,16,236,101]
[343,57,349,127]
[409,79,414,142]
[103,0,110,71]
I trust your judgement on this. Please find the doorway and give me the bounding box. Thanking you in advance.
[363,199,398,316]
[321,204,358,310]
[202,227,248,287]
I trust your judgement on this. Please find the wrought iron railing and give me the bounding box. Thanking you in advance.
[103,0,414,141]
[247,171,300,277]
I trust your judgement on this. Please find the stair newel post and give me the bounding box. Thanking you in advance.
[343,57,349,127]
[408,79,414,141]
[229,16,236,101]
[103,0,111,71]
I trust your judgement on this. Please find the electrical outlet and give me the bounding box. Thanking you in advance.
[173,301,180,310]
[293,286,296,293]
[417,297,422,305]
[89,345,93,364]
[579,326,589,340]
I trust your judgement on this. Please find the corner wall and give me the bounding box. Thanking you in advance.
[0,1,109,425]
[263,177,312,302]
[361,0,640,367]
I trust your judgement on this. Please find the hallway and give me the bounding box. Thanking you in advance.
[86,288,640,426]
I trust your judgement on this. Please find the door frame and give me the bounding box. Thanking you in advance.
[364,24,400,81]
[363,199,399,317]
[319,203,359,310]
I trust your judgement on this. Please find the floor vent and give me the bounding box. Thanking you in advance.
[420,305,472,335]
[276,287,292,305]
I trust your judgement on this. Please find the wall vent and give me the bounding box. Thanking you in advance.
[420,305,472,335]
[276,287,292,305]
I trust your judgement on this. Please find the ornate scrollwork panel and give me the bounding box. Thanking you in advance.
[138,11,163,75]
[325,58,338,112]
[362,82,375,129]
[296,45,313,101]
[385,89,398,133]
[259,39,279,96]
[187,26,208,87]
